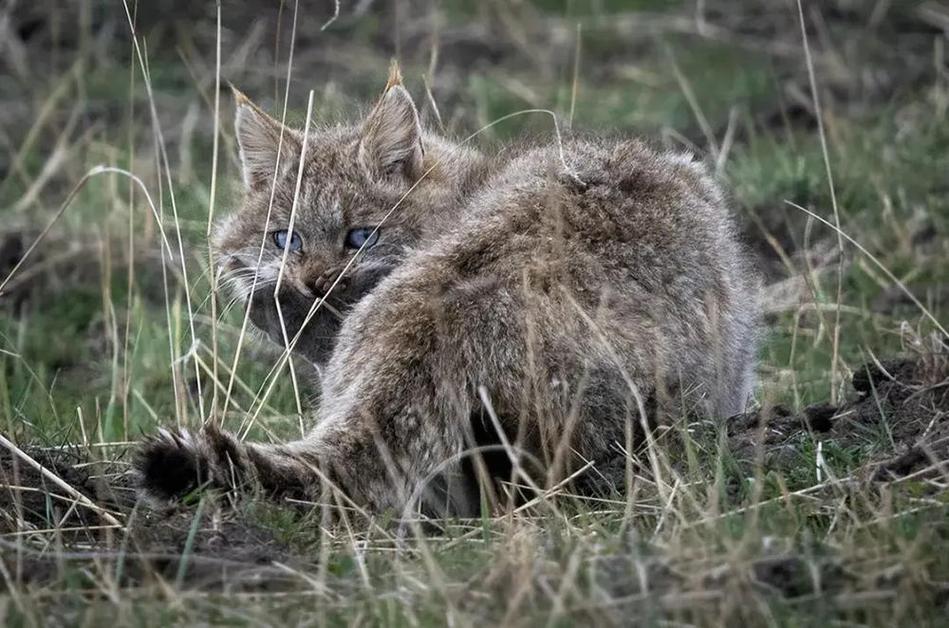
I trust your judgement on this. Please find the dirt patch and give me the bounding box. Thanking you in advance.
[728,351,949,481]
[0,446,126,534]
[0,445,297,590]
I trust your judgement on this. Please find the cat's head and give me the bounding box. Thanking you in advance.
[213,65,473,365]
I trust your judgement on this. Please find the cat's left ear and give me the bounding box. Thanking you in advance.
[232,86,300,191]
[359,62,424,180]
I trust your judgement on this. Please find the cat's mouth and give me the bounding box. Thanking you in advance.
[244,285,345,364]
[226,260,397,365]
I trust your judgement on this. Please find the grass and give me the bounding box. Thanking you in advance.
[1,0,948,625]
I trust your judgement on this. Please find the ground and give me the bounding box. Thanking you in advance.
[0,0,948,625]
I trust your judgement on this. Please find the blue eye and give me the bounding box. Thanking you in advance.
[273,230,303,252]
[344,227,379,250]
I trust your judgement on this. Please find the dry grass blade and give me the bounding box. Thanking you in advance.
[796,0,846,404]
[785,200,947,338]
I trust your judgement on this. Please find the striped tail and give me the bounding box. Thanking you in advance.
[134,425,320,502]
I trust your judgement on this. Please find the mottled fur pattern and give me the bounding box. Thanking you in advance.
[137,67,760,517]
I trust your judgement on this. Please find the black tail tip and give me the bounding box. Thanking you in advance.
[135,428,207,501]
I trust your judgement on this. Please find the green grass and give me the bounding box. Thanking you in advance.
[1,1,948,625]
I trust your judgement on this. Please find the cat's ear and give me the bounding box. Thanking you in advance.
[232,86,299,190]
[359,62,424,180]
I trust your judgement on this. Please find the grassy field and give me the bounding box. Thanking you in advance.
[1,0,947,625]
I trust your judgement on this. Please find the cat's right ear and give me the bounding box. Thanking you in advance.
[358,62,424,181]
[232,86,299,190]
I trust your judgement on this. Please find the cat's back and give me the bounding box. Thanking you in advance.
[346,133,755,340]
[436,136,746,295]
[349,134,752,309]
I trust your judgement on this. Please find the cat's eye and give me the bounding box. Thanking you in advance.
[273,230,303,252]
[344,227,379,250]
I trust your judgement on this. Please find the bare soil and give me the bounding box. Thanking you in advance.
[728,353,949,481]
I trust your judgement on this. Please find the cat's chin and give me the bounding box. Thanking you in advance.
[245,287,342,366]
[238,263,396,365]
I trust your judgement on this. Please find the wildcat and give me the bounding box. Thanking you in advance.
[137,64,760,517]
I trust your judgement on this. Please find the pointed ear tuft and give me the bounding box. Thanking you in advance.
[385,59,403,89]
[233,90,299,190]
[229,82,251,107]
[359,82,423,180]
